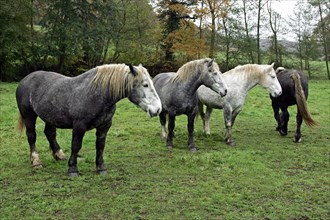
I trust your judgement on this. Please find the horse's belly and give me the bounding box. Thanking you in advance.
[38,112,73,128]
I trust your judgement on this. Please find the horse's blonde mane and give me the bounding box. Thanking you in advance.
[91,64,145,99]
[171,58,212,82]
[226,64,272,80]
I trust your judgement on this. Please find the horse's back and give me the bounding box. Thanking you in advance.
[17,71,68,92]
[153,72,175,88]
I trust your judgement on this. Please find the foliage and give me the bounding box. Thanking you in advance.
[1,81,329,219]
[0,0,329,80]
[0,0,32,81]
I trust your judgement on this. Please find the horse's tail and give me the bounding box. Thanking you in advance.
[16,112,25,133]
[291,73,318,127]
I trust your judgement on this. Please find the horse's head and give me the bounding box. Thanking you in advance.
[260,63,282,98]
[127,64,162,117]
[200,58,227,97]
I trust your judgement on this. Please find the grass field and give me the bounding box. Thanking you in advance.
[0,80,329,219]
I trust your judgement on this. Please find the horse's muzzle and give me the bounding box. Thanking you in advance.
[271,91,282,98]
[220,89,227,97]
[148,107,162,117]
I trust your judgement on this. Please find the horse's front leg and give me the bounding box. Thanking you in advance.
[187,112,198,152]
[166,114,175,150]
[294,110,303,143]
[68,126,86,177]
[272,100,281,131]
[95,125,111,174]
[159,112,167,140]
[223,106,235,146]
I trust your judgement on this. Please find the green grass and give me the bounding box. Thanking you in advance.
[0,81,329,219]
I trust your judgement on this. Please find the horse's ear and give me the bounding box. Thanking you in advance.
[267,62,275,71]
[128,64,138,77]
[208,58,215,67]
[138,64,143,67]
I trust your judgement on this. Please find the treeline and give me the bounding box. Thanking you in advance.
[0,0,329,81]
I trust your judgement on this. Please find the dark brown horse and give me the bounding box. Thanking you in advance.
[270,67,318,142]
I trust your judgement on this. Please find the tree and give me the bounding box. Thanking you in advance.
[0,0,31,81]
[310,0,330,79]
[110,0,162,66]
[168,20,209,62]
[201,0,229,58]
[267,1,282,67]
[242,0,255,63]
[157,0,197,62]
[254,0,269,64]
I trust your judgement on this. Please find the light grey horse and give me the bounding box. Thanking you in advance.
[16,64,162,176]
[153,58,228,151]
[198,63,282,146]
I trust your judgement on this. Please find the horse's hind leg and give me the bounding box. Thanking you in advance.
[223,106,235,146]
[294,110,303,143]
[44,123,66,160]
[279,107,289,136]
[203,106,213,135]
[23,113,42,167]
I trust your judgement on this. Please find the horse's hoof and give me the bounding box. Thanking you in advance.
[226,140,236,147]
[167,145,173,150]
[279,130,287,136]
[53,149,66,161]
[32,160,43,168]
[190,147,198,153]
[68,172,79,177]
[32,162,43,168]
[97,170,107,175]
[294,137,302,143]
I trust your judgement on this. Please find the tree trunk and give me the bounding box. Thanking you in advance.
[209,7,216,58]
[256,0,262,64]
[243,0,254,63]
[317,1,330,79]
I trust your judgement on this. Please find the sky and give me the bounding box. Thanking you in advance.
[270,0,298,41]
[271,0,297,18]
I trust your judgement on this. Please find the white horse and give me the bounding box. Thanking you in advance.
[197,63,282,146]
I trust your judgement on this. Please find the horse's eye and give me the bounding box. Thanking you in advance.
[271,75,276,79]
[143,83,148,88]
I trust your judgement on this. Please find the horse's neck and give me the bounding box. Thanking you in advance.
[178,73,202,96]
[224,71,258,94]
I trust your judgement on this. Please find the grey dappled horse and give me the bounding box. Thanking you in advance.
[198,63,282,146]
[153,58,228,151]
[270,67,317,142]
[16,64,162,176]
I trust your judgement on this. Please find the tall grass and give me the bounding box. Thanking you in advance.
[0,80,329,219]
